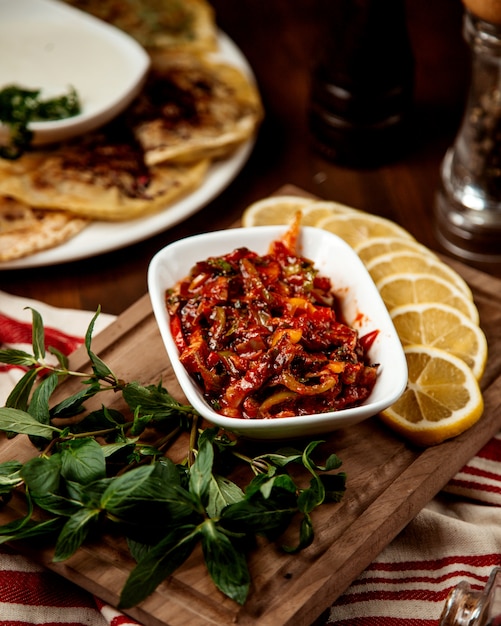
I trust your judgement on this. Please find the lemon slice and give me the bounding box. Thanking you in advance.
[355,236,439,264]
[300,203,354,225]
[366,251,473,300]
[316,212,415,249]
[379,345,484,446]
[241,195,315,227]
[390,303,488,380]
[306,199,362,217]
[376,272,480,324]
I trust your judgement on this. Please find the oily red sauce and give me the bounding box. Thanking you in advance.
[166,221,379,420]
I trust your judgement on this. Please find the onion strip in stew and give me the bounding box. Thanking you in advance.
[166,217,379,419]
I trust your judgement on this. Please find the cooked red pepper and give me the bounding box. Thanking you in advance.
[166,219,379,420]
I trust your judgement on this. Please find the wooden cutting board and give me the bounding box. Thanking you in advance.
[1,194,501,626]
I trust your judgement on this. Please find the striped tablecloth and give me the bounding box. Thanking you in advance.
[1,289,500,626]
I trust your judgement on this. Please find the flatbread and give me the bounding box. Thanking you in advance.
[128,53,263,166]
[64,0,218,53]
[0,196,88,261]
[0,125,210,221]
[0,1,261,256]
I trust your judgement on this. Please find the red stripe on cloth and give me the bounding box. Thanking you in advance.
[447,478,501,495]
[327,615,437,626]
[357,569,487,587]
[0,313,83,354]
[93,597,142,626]
[476,437,501,462]
[334,588,452,606]
[460,464,501,482]
[0,615,92,626]
[368,553,501,572]
[0,363,20,373]
[0,569,97,609]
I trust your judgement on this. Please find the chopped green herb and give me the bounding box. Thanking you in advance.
[0,85,81,159]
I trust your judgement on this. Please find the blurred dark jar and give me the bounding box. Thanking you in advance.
[308,0,415,167]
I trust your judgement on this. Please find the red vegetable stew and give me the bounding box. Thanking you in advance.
[166,218,379,419]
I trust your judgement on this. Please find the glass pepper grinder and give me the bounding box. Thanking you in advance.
[439,567,501,626]
[308,0,414,168]
[434,0,501,265]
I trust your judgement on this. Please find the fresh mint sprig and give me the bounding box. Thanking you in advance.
[0,308,346,607]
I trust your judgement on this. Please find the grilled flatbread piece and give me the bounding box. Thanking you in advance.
[64,0,218,53]
[129,53,263,166]
[0,196,88,261]
[0,126,209,221]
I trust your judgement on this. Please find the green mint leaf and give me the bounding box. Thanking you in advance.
[189,439,213,507]
[0,460,23,494]
[325,453,343,471]
[73,406,126,432]
[251,472,296,500]
[283,513,314,554]
[48,345,69,369]
[297,478,324,514]
[50,382,102,419]
[0,348,36,367]
[206,475,245,519]
[28,372,60,448]
[126,537,150,563]
[5,369,38,411]
[101,442,136,458]
[27,307,45,361]
[84,308,116,381]
[28,373,59,425]
[301,440,324,472]
[0,408,61,438]
[60,438,106,485]
[0,517,62,544]
[100,464,192,527]
[66,477,109,508]
[321,472,347,502]
[122,381,195,421]
[221,497,296,538]
[21,454,62,497]
[100,464,155,511]
[32,492,84,517]
[201,519,250,605]
[258,447,303,469]
[53,506,100,561]
[130,406,153,436]
[119,524,200,609]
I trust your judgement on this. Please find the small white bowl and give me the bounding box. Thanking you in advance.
[148,226,408,439]
[0,0,150,146]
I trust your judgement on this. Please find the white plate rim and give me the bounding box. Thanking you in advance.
[0,30,256,270]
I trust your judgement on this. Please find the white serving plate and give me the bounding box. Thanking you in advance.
[148,225,408,440]
[0,0,150,145]
[0,31,256,270]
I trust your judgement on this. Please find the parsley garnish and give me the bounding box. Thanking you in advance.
[0,85,81,159]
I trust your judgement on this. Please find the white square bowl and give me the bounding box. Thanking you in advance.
[148,225,408,439]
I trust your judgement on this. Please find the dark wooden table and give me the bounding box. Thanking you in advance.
[3,0,493,317]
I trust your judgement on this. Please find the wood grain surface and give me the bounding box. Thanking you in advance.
[1,229,500,626]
